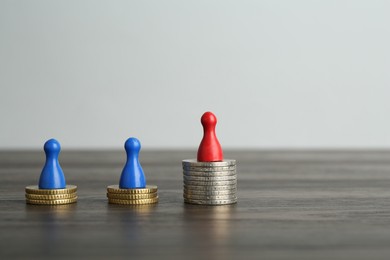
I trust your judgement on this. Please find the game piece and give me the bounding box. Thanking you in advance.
[119,137,146,189]
[39,139,66,189]
[197,111,223,162]
[183,112,237,205]
[25,139,77,205]
[107,138,158,205]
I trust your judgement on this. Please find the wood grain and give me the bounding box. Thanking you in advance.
[1,150,390,259]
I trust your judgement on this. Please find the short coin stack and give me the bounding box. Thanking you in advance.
[25,185,78,205]
[107,185,159,205]
[182,159,237,205]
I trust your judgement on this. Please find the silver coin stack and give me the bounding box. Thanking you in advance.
[182,159,237,205]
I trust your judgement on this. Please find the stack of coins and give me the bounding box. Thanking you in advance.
[182,159,237,205]
[25,185,78,205]
[107,185,159,205]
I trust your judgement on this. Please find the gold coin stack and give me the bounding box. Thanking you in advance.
[107,185,159,205]
[25,185,78,205]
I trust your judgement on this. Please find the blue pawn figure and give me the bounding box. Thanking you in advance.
[119,137,146,189]
[38,139,66,189]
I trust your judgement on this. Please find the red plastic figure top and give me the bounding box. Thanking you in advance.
[197,111,224,162]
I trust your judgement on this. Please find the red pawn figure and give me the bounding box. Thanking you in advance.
[197,111,224,162]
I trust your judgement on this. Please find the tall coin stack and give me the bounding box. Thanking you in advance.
[107,185,158,205]
[25,185,78,205]
[182,159,237,205]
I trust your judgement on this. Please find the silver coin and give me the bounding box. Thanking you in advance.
[182,159,236,167]
[184,179,237,186]
[182,166,236,172]
[183,170,237,177]
[183,193,237,200]
[184,198,237,205]
[184,188,237,196]
[183,184,236,191]
[183,175,236,182]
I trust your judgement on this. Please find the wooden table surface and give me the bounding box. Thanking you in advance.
[1,150,390,259]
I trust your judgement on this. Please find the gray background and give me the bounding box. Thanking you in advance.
[1,0,389,149]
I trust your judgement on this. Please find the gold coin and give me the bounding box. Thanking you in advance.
[25,193,77,200]
[26,197,78,205]
[107,192,157,200]
[108,197,159,205]
[107,185,158,194]
[25,185,77,195]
